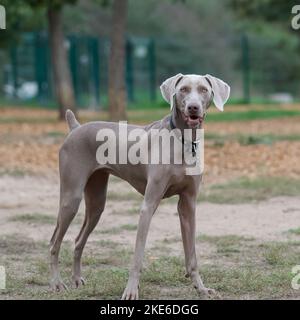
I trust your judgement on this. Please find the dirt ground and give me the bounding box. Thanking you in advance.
[1,175,300,244]
[0,106,300,300]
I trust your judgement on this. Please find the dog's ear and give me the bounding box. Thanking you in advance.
[204,74,230,111]
[160,73,183,109]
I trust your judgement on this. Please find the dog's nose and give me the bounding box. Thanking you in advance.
[187,105,199,113]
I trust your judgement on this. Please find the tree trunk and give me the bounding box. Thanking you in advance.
[108,0,128,121]
[48,6,76,120]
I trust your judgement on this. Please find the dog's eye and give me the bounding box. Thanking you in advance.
[200,87,208,93]
[180,86,189,93]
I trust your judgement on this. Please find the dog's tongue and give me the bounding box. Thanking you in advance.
[187,117,202,128]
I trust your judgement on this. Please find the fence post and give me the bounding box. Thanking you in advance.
[69,36,79,104]
[126,39,134,102]
[241,34,250,104]
[148,39,156,101]
[10,46,18,98]
[34,32,49,102]
[89,37,100,106]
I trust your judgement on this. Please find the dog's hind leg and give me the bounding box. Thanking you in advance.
[49,168,86,292]
[72,170,109,288]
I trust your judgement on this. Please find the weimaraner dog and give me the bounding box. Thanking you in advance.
[49,73,230,299]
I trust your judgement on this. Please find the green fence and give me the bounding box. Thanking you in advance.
[1,32,156,108]
[0,32,299,108]
[155,34,300,105]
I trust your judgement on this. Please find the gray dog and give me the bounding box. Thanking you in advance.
[49,73,230,299]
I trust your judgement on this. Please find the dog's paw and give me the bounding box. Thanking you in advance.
[72,275,86,288]
[50,278,68,292]
[121,284,139,300]
[197,287,221,299]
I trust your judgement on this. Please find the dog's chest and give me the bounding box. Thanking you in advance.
[163,169,201,198]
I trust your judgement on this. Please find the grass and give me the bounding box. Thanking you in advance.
[125,207,140,215]
[205,132,300,146]
[1,105,300,125]
[288,228,300,236]
[120,224,137,231]
[8,213,56,225]
[1,233,300,299]
[100,224,137,235]
[107,191,143,202]
[263,244,287,266]
[199,176,300,204]
[197,234,254,244]
[197,234,254,255]
[0,116,58,124]
[205,109,300,122]
[0,168,28,177]
[262,242,299,267]
[126,108,300,124]
[45,131,65,138]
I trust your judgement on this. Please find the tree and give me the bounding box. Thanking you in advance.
[108,0,128,121]
[46,2,77,119]
[1,0,78,119]
[230,0,294,24]
[27,0,77,119]
[230,0,300,96]
[0,1,45,47]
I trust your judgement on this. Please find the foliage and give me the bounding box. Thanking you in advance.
[0,0,43,46]
[1,0,300,101]
[230,0,295,23]
[0,0,77,46]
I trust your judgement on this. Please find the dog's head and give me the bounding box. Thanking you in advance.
[160,73,230,128]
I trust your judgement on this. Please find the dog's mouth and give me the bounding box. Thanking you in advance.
[182,112,204,128]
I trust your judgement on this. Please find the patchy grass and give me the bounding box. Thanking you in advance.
[100,224,137,235]
[125,207,140,215]
[0,168,28,177]
[8,213,56,225]
[128,108,300,124]
[196,235,300,299]
[45,131,65,138]
[205,132,300,146]
[126,108,300,124]
[261,242,299,267]
[120,224,137,231]
[95,239,120,249]
[199,176,300,204]
[3,107,299,125]
[107,191,142,202]
[0,102,300,126]
[0,235,300,299]
[205,109,300,123]
[1,233,300,299]
[142,256,187,286]
[287,227,300,236]
[198,235,254,257]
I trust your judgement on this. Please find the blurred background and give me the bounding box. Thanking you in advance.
[1,0,300,300]
[0,0,300,117]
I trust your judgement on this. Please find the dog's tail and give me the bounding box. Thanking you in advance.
[65,109,80,131]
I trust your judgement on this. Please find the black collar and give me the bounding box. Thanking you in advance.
[169,115,176,130]
[169,116,198,157]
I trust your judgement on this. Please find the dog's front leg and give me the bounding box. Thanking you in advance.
[121,180,166,300]
[178,192,217,299]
